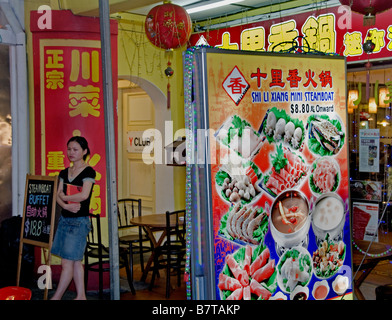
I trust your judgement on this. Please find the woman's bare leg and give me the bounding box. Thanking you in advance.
[50,259,74,300]
[73,260,87,300]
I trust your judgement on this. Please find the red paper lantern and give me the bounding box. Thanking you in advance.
[339,0,392,16]
[145,1,192,50]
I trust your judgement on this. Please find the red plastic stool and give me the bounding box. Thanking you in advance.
[0,286,32,300]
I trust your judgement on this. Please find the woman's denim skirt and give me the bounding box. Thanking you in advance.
[51,216,91,261]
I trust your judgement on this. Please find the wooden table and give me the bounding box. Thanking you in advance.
[353,239,392,300]
[130,213,177,281]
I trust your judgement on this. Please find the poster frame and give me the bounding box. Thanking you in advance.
[188,47,352,300]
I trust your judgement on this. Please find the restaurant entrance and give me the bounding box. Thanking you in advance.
[117,75,177,215]
[119,86,156,215]
[347,61,392,299]
[347,63,392,242]
[117,77,179,235]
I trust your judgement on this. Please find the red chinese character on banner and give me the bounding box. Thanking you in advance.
[251,67,267,88]
[270,69,285,88]
[303,69,318,88]
[228,77,248,94]
[287,69,302,88]
[319,71,333,88]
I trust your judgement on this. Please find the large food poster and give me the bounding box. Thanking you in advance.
[204,50,352,300]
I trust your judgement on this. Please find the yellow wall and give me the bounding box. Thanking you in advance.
[117,13,186,210]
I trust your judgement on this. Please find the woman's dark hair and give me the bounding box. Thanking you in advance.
[67,136,91,160]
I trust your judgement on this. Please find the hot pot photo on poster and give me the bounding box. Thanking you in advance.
[269,189,310,255]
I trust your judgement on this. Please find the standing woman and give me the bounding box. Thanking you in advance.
[50,136,96,300]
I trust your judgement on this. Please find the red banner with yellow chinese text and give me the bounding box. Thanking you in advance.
[190,5,392,63]
[30,10,118,217]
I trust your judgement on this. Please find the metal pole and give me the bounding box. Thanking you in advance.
[99,0,120,300]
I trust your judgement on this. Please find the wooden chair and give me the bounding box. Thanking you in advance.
[84,214,133,298]
[148,209,186,298]
[117,198,153,292]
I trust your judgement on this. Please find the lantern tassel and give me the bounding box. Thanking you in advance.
[165,57,174,110]
[167,82,171,109]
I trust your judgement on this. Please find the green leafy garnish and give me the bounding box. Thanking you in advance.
[215,170,229,186]
[221,115,253,147]
[271,144,288,174]
[231,115,250,138]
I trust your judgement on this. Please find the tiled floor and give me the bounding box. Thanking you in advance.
[354,260,392,300]
[119,263,187,300]
[351,220,392,300]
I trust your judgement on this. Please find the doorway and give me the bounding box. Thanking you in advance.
[118,79,175,215]
[120,88,156,215]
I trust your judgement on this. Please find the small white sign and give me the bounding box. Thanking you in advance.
[127,131,153,154]
[353,202,379,241]
[359,129,380,172]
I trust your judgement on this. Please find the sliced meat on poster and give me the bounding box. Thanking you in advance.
[219,245,277,300]
[309,156,340,194]
[261,144,308,197]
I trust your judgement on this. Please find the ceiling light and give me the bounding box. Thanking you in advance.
[368,97,377,113]
[186,0,244,14]
[379,87,389,107]
[348,90,359,109]
[377,120,390,127]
